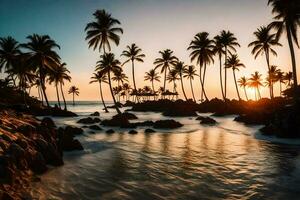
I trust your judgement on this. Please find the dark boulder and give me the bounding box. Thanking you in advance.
[90,111,100,116]
[195,116,206,121]
[30,152,48,174]
[41,117,56,128]
[128,130,138,134]
[144,128,156,133]
[101,114,134,128]
[234,112,270,125]
[153,120,183,129]
[133,121,154,127]
[106,129,115,134]
[77,117,100,124]
[200,117,217,125]
[34,138,63,166]
[64,126,83,136]
[58,127,84,151]
[89,125,102,130]
[163,108,197,117]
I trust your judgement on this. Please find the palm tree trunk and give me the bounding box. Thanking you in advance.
[200,64,209,101]
[190,78,196,102]
[72,93,75,106]
[280,82,282,96]
[265,49,273,99]
[163,69,167,93]
[224,47,228,99]
[232,70,241,100]
[55,84,61,109]
[60,82,67,110]
[243,86,249,101]
[99,81,109,113]
[199,65,203,101]
[108,70,121,114]
[132,59,137,91]
[39,67,50,107]
[257,87,261,99]
[180,75,188,101]
[37,86,41,100]
[219,53,225,100]
[286,25,298,99]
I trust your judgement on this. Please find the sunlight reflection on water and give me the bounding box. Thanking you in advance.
[31,102,300,200]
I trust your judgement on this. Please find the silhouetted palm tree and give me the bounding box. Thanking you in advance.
[90,70,109,112]
[249,71,263,100]
[95,53,122,114]
[121,43,145,91]
[183,65,197,102]
[268,65,280,97]
[112,69,128,87]
[144,69,160,92]
[219,30,240,99]
[188,32,215,101]
[248,26,281,98]
[268,0,299,97]
[0,36,21,72]
[284,71,293,87]
[213,35,226,100]
[21,34,61,107]
[68,86,79,106]
[226,54,245,100]
[276,70,285,95]
[122,83,131,101]
[167,69,179,94]
[238,76,249,100]
[85,9,123,53]
[154,49,178,93]
[174,61,188,101]
[57,63,71,110]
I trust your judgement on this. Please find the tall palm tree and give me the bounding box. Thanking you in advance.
[112,69,128,87]
[268,65,281,97]
[121,43,145,91]
[284,71,293,87]
[238,76,249,101]
[58,63,71,110]
[249,71,263,100]
[276,70,285,95]
[213,35,226,100]
[219,30,240,99]
[225,54,245,100]
[85,9,123,53]
[90,70,109,112]
[268,0,299,98]
[68,86,79,106]
[183,65,197,102]
[154,49,178,93]
[167,69,179,94]
[248,26,281,98]
[174,61,188,101]
[144,69,160,92]
[0,36,21,72]
[188,32,215,101]
[122,83,131,101]
[95,53,122,114]
[21,34,61,107]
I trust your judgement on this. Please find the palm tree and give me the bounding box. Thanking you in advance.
[249,71,263,100]
[0,36,21,72]
[284,71,293,87]
[154,49,178,93]
[85,9,123,53]
[276,70,285,95]
[112,69,128,87]
[238,76,249,101]
[174,61,188,101]
[213,35,226,100]
[268,65,281,97]
[183,65,197,102]
[219,30,240,99]
[167,69,179,94]
[268,0,299,98]
[121,43,145,91]
[188,32,215,101]
[122,83,131,101]
[225,54,245,100]
[68,86,79,106]
[95,53,122,114]
[144,69,160,92]
[58,63,71,110]
[21,34,61,107]
[90,70,109,112]
[248,26,281,98]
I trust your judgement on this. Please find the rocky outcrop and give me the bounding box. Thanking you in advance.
[77,117,101,124]
[153,120,183,129]
[144,128,156,133]
[199,117,217,125]
[90,111,100,116]
[101,113,137,128]
[128,130,138,134]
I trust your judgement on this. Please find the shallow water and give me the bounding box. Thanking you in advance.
[31,101,300,199]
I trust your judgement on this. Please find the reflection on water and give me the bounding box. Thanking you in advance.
[32,102,300,199]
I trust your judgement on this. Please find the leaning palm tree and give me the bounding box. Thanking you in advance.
[68,86,79,106]
[144,69,160,92]
[248,26,281,98]
[154,49,178,93]
[0,36,21,72]
[188,32,215,101]
[90,70,109,112]
[121,43,145,91]
[183,65,197,102]
[21,34,61,107]
[249,71,263,100]
[225,54,245,100]
[174,61,188,101]
[219,30,240,99]
[95,53,122,114]
[238,76,249,101]
[85,9,123,53]
[213,35,226,100]
[268,0,299,98]
[58,63,71,110]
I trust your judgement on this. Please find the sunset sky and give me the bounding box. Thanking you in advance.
[0,0,299,101]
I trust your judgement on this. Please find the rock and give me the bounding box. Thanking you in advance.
[260,124,277,136]
[234,112,269,125]
[90,111,100,116]
[163,108,197,116]
[120,112,138,119]
[144,128,156,133]
[128,130,138,134]
[195,116,206,121]
[77,117,97,124]
[89,125,102,130]
[153,120,183,129]
[16,124,34,137]
[64,126,83,136]
[1,191,14,200]
[133,121,154,127]
[101,114,134,128]
[93,118,101,123]
[89,131,96,134]
[41,117,56,128]
[200,117,217,125]
[34,138,63,166]
[106,129,115,134]
[58,127,84,151]
[30,152,48,174]
[82,125,88,128]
